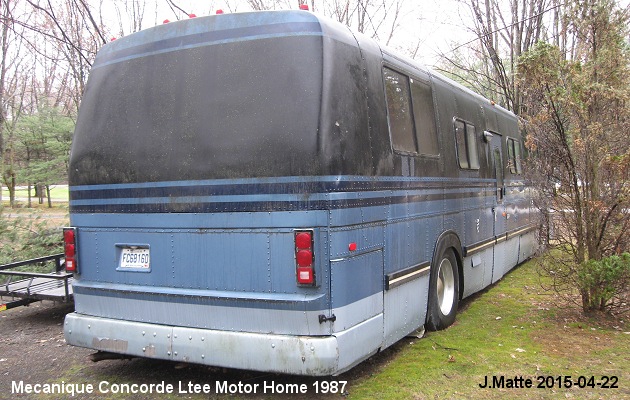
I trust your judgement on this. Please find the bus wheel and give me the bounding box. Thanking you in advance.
[426,248,459,331]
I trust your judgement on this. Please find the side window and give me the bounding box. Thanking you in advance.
[494,148,504,202]
[454,119,479,170]
[384,67,416,153]
[410,78,439,155]
[506,138,523,174]
[455,120,468,168]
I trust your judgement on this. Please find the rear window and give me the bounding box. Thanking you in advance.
[70,35,322,185]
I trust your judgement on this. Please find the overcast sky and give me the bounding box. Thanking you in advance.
[100,0,473,67]
[97,0,630,67]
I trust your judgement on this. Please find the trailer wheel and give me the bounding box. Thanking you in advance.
[426,247,459,331]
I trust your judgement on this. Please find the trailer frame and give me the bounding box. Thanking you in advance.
[0,254,73,311]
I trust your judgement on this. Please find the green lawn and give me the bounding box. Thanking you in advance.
[346,259,629,399]
[1,185,69,204]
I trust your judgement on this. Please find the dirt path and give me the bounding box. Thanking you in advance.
[0,301,88,397]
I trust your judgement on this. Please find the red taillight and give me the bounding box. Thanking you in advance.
[295,232,312,249]
[64,244,75,258]
[63,227,78,272]
[296,249,313,267]
[295,230,315,285]
[299,4,309,10]
[216,9,224,14]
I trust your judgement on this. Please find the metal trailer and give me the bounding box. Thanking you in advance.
[0,254,73,311]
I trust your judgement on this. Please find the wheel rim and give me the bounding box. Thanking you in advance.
[437,257,455,315]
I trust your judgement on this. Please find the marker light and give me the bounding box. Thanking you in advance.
[188,13,197,18]
[299,4,309,10]
[216,9,224,14]
[163,19,170,24]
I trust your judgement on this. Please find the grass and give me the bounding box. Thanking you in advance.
[346,259,629,399]
[1,184,69,205]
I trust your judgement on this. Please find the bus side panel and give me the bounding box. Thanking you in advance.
[351,32,392,176]
[383,273,429,348]
[462,247,494,298]
[382,213,440,347]
[492,236,520,283]
[318,21,372,176]
[519,231,537,263]
[328,215,385,334]
[330,250,384,332]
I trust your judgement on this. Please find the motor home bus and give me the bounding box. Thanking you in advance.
[63,9,536,376]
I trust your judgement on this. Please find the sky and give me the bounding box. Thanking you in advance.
[104,0,630,67]
[99,0,473,67]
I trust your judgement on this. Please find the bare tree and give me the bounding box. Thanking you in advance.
[319,0,408,45]
[438,0,550,113]
[1,0,23,204]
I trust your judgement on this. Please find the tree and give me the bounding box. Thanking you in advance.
[518,0,630,313]
[16,106,73,207]
[221,0,412,47]
[438,0,550,113]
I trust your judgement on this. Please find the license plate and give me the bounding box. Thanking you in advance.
[120,247,150,269]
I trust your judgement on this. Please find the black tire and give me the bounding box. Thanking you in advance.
[426,247,460,331]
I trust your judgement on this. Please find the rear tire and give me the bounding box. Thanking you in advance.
[426,248,460,331]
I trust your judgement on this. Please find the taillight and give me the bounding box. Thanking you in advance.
[295,230,315,285]
[63,227,78,273]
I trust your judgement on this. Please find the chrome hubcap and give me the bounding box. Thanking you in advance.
[437,257,455,315]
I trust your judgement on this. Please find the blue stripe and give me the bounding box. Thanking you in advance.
[70,176,494,199]
[69,177,496,214]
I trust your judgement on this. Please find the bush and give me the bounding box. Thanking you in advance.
[577,253,630,314]
[0,210,63,265]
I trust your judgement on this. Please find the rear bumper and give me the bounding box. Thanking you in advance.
[64,312,340,376]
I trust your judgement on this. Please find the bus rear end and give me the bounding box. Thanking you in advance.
[64,11,340,375]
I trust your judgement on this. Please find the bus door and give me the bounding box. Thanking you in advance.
[491,133,508,283]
